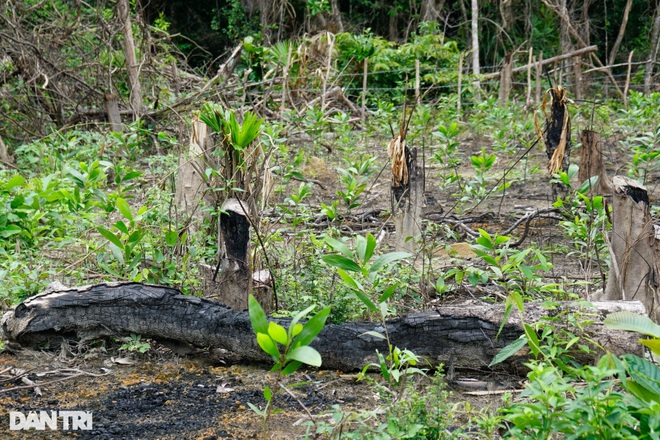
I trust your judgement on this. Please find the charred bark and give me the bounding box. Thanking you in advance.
[1,283,645,373]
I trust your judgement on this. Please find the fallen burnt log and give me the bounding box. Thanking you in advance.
[0,282,645,372]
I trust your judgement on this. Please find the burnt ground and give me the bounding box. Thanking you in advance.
[0,343,507,440]
[0,347,376,439]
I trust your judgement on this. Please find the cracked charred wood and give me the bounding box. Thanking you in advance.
[1,283,645,373]
[211,198,261,311]
[543,85,571,198]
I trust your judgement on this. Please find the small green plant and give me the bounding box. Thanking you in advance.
[119,334,151,353]
[336,154,375,213]
[322,233,422,387]
[96,197,149,280]
[431,122,461,188]
[553,165,610,284]
[247,294,330,438]
[464,147,496,199]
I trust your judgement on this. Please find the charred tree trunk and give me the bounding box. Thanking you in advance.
[1,283,645,373]
[544,86,571,198]
[211,198,272,312]
[601,176,660,322]
[578,130,611,194]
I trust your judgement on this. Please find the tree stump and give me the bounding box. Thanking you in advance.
[601,176,660,322]
[211,198,274,312]
[389,135,424,252]
[498,51,514,105]
[174,119,209,236]
[544,85,571,198]
[104,94,122,132]
[578,130,611,194]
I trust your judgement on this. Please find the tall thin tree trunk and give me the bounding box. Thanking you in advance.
[421,0,446,22]
[608,0,633,66]
[329,0,344,32]
[471,0,481,99]
[117,0,143,117]
[645,6,660,94]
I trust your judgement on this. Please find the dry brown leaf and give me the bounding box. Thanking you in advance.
[388,135,408,186]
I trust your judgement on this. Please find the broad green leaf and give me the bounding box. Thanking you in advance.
[114,220,128,234]
[281,360,302,375]
[256,332,280,360]
[604,311,660,338]
[108,243,124,264]
[475,229,493,250]
[379,283,398,303]
[353,289,377,312]
[115,197,133,221]
[623,354,660,401]
[263,385,272,402]
[356,235,367,263]
[293,306,331,348]
[473,249,498,266]
[369,252,410,273]
[268,321,289,346]
[640,339,660,356]
[509,291,524,313]
[364,234,377,263]
[286,346,322,367]
[494,235,510,246]
[322,254,361,272]
[489,336,528,367]
[0,225,21,238]
[97,226,124,250]
[122,171,143,182]
[337,269,363,291]
[248,295,269,334]
[323,236,354,258]
[523,324,540,358]
[5,174,26,190]
[519,265,534,280]
[578,175,599,194]
[165,230,178,247]
[291,323,303,338]
[288,305,316,341]
[361,330,386,340]
[127,230,142,244]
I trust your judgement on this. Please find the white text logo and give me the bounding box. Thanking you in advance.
[9,411,93,431]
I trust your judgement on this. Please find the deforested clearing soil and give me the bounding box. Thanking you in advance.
[0,346,505,439]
